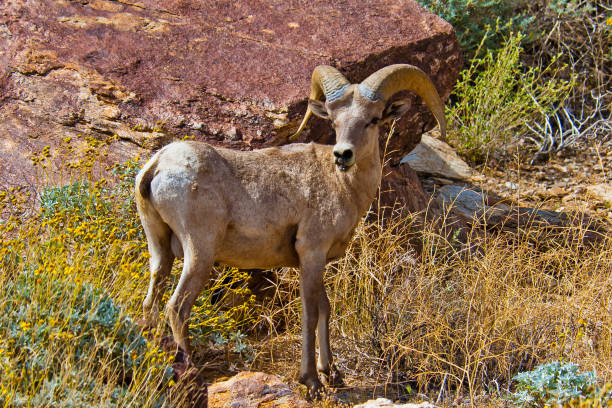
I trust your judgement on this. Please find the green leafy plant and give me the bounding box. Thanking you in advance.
[416,0,534,59]
[39,181,108,219]
[0,270,173,406]
[546,0,596,18]
[446,31,574,163]
[512,361,611,407]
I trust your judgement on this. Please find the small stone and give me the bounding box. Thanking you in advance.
[562,192,577,203]
[432,177,454,185]
[505,181,518,190]
[523,189,535,197]
[586,184,612,206]
[535,186,568,199]
[102,105,121,120]
[354,397,438,408]
[225,126,241,141]
[208,372,311,408]
[471,174,486,182]
[551,164,568,173]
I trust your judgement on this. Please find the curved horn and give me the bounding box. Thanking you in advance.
[289,65,350,140]
[359,64,446,140]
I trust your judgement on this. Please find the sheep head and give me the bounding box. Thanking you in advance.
[291,64,447,171]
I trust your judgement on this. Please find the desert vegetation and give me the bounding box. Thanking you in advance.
[1,0,610,407]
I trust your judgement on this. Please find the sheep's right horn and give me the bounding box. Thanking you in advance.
[359,64,446,140]
[289,65,350,140]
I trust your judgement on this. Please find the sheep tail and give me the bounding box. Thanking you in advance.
[135,154,159,201]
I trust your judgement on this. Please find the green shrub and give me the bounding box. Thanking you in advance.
[0,270,173,407]
[416,0,534,59]
[512,361,612,407]
[40,181,102,218]
[446,31,574,163]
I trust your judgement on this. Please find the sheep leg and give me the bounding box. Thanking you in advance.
[142,249,174,326]
[298,251,326,396]
[316,290,331,374]
[166,243,213,359]
[316,289,343,387]
[141,217,174,327]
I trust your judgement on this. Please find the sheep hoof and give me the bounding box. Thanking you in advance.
[136,317,155,330]
[172,346,199,380]
[324,365,345,388]
[174,346,192,365]
[300,375,324,400]
[140,307,159,329]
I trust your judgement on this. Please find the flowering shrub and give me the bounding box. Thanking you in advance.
[0,135,258,405]
[0,271,173,406]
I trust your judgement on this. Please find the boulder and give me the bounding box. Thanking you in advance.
[0,0,461,191]
[434,185,607,245]
[401,132,472,181]
[435,185,510,225]
[207,371,311,408]
[379,163,431,214]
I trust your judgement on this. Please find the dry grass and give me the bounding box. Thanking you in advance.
[253,207,612,405]
[1,137,610,407]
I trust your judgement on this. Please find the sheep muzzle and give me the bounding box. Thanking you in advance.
[333,143,355,170]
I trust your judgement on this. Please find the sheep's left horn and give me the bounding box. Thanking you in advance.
[359,64,446,140]
[289,65,350,140]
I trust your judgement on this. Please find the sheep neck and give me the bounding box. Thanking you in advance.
[343,141,382,213]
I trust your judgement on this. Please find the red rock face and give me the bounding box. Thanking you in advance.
[0,0,461,189]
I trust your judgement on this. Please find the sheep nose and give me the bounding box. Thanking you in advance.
[333,143,355,170]
[333,149,353,161]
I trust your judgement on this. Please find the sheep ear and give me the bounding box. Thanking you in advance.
[381,99,411,123]
[308,99,330,119]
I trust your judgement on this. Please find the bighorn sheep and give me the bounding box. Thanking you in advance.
[135,64,446,394]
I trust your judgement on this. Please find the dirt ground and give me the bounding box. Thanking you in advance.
[423,139,612,226]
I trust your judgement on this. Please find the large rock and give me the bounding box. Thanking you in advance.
[401,132,473,181]
[0,0,461,190]
[207,371,311,408]
[379,162,431,214]
[435,185,606,245]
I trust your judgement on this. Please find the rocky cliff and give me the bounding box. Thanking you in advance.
[0,0,461,193]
